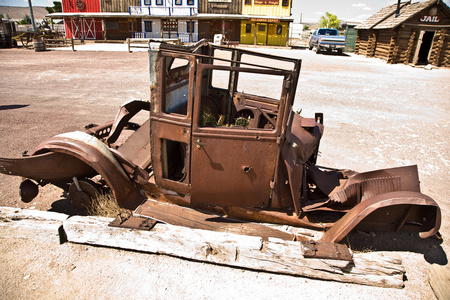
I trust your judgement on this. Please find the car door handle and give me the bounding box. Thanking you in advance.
[195,138,207,149]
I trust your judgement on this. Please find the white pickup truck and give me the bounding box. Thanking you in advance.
[309,28,346,54]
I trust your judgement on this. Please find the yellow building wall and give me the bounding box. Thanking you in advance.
[242,0,291,17]
[240,20,288,46]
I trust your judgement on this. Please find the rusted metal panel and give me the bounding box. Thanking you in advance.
[301,241,353,261]
[109,214,157,230]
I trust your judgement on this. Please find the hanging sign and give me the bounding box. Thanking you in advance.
[419,15,441,23]
[250,18,280,23]
[254,0,279,5]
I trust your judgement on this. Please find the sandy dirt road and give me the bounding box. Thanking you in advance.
[0,47,449,299]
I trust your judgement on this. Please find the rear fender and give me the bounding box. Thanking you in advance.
[321,191,441,243]
[33,131,145,209]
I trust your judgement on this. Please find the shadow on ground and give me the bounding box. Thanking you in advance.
[344,231,447,265]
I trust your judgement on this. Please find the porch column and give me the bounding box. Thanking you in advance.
[254,22,257,46]
[189,19,193,43]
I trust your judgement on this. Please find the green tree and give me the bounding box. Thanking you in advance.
[303,25,310,31]
[319,12,340,29]
[45,1,62,14]
[18,15,31,25]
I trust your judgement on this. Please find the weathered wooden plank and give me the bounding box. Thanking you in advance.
[0,207,68,243]
[428,264,450,300]
[135,199,296,241]
[63,215,405,288]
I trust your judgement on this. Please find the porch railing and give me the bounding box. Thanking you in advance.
[129,6,198,16]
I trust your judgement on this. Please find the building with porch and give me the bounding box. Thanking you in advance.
[50,0,293,45]
[129,0,199,43]
[354,0,450,67]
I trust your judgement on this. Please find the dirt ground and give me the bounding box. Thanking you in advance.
[0,47,449,299]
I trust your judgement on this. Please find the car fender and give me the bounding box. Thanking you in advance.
[33,131,145,209]
[321,191,441,243]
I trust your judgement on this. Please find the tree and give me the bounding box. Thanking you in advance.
[18,15,32,25]
[45,1,62,14]
[319,12,340,29]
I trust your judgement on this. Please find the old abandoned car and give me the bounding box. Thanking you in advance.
[0,40,441,244]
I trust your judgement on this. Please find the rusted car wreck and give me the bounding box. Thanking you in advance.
[0,40,441,244]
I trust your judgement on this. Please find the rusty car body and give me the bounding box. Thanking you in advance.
[0,40,441,243]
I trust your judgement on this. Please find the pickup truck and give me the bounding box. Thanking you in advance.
[0,40,441,244]
[309,28,346,54]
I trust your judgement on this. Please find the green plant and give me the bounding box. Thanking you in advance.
[319,12,340,29]
[18,15,31,25]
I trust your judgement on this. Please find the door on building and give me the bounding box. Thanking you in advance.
[256,23,267,45]
[68,18,100,40]
[413,31,435,65]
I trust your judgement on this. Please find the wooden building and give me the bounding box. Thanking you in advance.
[129,0,199,42]
[240,0,292,46]
[197,0,242,41]
[101,0,141,40]
[62,0,104,40]
[355,0,450,67]
[51,0,293,45]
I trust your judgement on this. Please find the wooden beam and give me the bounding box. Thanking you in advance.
[63,215,405,288]
[0,207,68,244]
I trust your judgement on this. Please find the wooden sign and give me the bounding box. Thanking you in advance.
[420,15,441,23]
[255,0,279,5]
[250,18,280,23]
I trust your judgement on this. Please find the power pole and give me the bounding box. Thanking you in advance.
[28,0,37,31]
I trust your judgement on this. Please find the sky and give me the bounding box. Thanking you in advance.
[1,0,449,23]
[293,0,450,23]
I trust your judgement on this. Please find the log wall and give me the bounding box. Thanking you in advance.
[101,0,140,12]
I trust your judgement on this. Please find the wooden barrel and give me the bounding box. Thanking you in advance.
[33,38,46,52]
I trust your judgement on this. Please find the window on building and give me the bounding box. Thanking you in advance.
[245,0,251,5]
[276,25,282,35]
[105,20,119,30]
[156,0,163,5]
[187,0,194,5]
[187,21,195,33]
[145,21,152,32]
[175,0,182,4]
[144,0,151,5]
[245,24,251,34]
[258,25,266,32]
[282,0,289,6]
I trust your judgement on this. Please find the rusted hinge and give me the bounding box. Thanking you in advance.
[109,214,157,231]
[301,241,353,261]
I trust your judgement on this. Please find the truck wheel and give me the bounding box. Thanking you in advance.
[309,44,313,50]
[337,49,343,55]
[316,46,321,54]
[69,178,100,209]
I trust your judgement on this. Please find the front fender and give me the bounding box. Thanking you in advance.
[321,191,441,243]
[33,131,145,209]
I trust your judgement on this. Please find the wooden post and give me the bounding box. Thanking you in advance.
[127,38,131,53]
[189,19,193,43]
[71,37,75,51]
[285,23,290,47]
[254,22,257,46]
